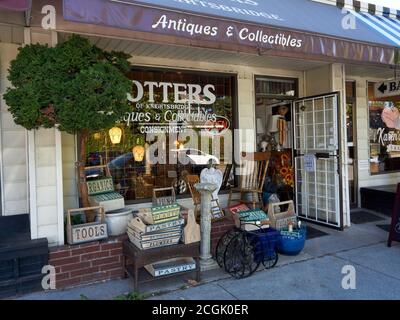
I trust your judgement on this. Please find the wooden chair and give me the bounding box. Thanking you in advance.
[228,152,271,209]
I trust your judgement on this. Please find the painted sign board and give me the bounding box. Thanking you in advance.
[68,222,108,245]
[388,183,400,247]
[87,178,115,195]
[375,79,400,99]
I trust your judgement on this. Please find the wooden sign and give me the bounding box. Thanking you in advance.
[388,183,400,247]
[70,222,108,244]
[87,178,115,195]
[128,216,185,234]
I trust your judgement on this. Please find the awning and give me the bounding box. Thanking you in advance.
[0,0,31,12]
[106,0,395,47]
[58,0,398,65]
[349,11,400,47]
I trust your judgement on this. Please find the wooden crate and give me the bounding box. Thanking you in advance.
[66,206,108,245]
[268,200,297,230]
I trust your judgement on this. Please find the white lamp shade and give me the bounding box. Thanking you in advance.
[268,115,282,133]
[109,127,122,144]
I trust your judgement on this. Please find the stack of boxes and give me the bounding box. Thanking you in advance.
[127,204,184,250]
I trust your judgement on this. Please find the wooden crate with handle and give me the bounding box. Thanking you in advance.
[268,200,297,230]
[66,206,108,245]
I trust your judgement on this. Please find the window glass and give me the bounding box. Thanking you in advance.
[85,69,235,201]
[368,82,400,174]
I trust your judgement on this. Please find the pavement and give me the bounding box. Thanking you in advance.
[15,210,400,300]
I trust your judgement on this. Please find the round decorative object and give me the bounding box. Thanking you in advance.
[215,229,242,268]
[200,167,223,201]
[172,177,187,194]
[223,232,260,279]
[132,145,145,162]
[109,127,122,144]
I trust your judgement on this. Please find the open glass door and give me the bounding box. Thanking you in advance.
[293,93,342,228]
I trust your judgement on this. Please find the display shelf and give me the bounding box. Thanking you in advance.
[122,240,200,291]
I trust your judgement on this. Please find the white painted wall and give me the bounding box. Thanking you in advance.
[0,43,29,216]
[27,29,64,246]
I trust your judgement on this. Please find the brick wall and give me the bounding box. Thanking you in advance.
[49,236,126,289]
[49,219,235,290]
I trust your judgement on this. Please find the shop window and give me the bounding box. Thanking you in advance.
[368,82,400,174]
[84,68,236,202]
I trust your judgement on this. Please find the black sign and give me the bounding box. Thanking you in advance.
[388,183,400,247]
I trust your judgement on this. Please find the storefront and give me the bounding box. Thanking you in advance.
[0,0,399,292]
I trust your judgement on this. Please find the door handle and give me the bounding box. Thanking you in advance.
[315,153,330,159]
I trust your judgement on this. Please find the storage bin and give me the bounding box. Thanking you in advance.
[104,208,133,236]
[246,227,280,263]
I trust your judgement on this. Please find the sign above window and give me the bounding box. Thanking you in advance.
[375,79,400,99]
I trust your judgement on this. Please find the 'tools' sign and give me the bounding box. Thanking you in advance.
[375,79,400,99]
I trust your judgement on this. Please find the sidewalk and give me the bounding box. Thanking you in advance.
[16,210,400,300]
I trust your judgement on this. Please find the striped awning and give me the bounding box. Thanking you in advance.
[0,0,31,12]
[350,11,400,47]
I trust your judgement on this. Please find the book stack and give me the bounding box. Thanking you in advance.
[127,204,184,250]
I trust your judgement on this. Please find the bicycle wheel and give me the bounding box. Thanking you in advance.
[262,249,279,269]
[215,228,241,268]
[223,231,260,279]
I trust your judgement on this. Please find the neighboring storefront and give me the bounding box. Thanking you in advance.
[0,0,399,290]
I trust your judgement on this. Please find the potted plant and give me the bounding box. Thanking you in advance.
[4,35,132,224]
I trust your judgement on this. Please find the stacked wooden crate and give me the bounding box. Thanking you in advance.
[127,204,184,250]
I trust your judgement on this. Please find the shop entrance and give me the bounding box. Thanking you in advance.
[255,76,297,205]
[293,93,342,228]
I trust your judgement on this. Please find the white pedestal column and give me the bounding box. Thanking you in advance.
[194,182,218,271]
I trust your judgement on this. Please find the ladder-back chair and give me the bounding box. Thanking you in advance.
[228,151,271,209]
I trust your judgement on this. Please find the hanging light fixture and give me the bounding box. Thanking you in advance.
[132,134,145,162]
[109,127,122,144]
[132,145,145,162]
[93,132,101,140]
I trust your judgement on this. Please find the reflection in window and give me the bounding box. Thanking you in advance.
[84,69,235,201]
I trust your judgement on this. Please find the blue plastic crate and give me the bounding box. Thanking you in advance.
[246,228,280,263]
[277,226,306,255]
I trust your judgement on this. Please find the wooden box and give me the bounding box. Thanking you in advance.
[138,204,181,225]
[66,206,108,245]
[87,177,125,212]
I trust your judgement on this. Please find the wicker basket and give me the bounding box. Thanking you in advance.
[267,200,297,230]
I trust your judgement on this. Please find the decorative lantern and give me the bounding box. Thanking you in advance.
[132,145,145,162]
[93,132,101,140]
[109,127,122,144]
[132,134,146,162]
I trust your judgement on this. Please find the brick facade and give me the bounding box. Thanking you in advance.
[49,218,235,290]
[49,236,126,289]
